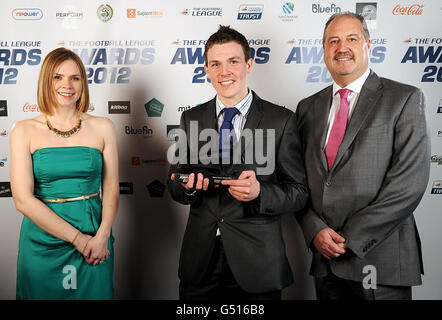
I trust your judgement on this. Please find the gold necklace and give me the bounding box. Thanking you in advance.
[46,115,82,138]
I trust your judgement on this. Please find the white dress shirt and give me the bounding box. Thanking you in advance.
[215,90,253,236]
[216,89,253,139]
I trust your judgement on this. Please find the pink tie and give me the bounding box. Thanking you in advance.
[325,89,351,170]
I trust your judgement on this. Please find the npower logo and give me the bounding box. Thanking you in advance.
[12,8,43,20]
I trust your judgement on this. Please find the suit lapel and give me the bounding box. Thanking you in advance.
[331,71,383,172]
[239,92,263,157]
[315,86,333,172]
[201,97,217,131]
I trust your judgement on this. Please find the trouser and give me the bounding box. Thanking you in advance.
[179,237,281,300]
[315,266,412,300]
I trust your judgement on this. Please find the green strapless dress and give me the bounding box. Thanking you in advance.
[16,146,114,300]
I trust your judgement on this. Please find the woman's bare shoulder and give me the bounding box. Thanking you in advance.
[83,114,115,129]
[11,115,45,133]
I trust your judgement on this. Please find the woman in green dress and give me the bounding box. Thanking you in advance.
[10,48,119,299]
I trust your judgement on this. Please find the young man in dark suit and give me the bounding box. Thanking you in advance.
[168,25,308,300]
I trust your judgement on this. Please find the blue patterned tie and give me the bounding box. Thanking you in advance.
[219,107,239,170]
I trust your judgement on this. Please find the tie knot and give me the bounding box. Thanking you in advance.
[222,107,239,123]
[338,88,351,100]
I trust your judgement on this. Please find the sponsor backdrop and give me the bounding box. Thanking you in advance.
[0,0,441,299]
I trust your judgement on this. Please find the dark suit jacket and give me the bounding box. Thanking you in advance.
[296,71,430,286]
[168,91,308,293]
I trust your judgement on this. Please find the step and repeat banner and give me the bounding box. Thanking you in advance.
[0,0,441,299]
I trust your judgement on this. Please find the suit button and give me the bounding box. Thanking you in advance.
[218,217,224,223]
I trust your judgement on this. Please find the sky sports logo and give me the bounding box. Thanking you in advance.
[237,5,264,20]
[12,8,43,20]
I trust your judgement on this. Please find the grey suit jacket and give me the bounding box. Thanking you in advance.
[168,91,308,293]
[296,71,430,286]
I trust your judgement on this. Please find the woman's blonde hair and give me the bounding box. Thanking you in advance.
[37,47,89,115]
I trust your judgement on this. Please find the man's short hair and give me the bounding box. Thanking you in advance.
[204,25,250,65]
[323,11,370,44]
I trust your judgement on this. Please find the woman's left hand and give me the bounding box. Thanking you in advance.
[82,233,110,266]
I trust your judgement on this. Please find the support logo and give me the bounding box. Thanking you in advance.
[56,5,83,30]
[431,155,442,165]
[282,2,294,14]
[145,98,164,117]
[0,182,12,197]
[312,3,341,14]
[108,101,130,114]
[119,182,133,194]
[12,8,43,21]
[357,3,377,20]
[127,9,136,18]
[127,8,163,18]
[22,102,40,112]
[393,4,424,15]
[181,8,222,17]
[356,3,377,29]
[0,101,7,116]
[132,157,166,166]
[97,4,113,23]
[237,5,264,20]
[167,125,180,141]
[431,180,442,194]
[146,180,166,198]
[125,125,153,137]
[278,2,298,21]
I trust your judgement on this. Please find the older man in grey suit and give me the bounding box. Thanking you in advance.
[296,12,430,300]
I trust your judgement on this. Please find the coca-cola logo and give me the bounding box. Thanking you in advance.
[23,102,40,112]
[392,4,424,15]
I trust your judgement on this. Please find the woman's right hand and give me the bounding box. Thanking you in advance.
[72,232,93,260]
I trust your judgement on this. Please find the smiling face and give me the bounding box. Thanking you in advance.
[204,41,253,107]
[323,15,370,87]
[51,59,83,109]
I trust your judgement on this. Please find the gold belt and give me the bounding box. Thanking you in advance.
[40,192,100,203]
